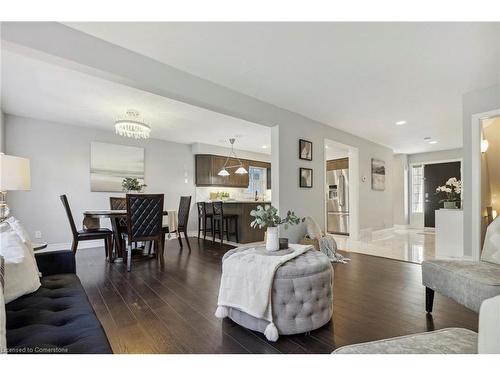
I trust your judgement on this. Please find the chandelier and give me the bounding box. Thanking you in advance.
[115,109,151,139]
[218,138,248,176]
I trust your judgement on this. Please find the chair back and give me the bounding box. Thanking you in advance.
[110,197,127,227]
[177,196,192,230]
[60,194,78,238]
[197,202,204,217]
[126,194,164,242]
[212,201,223,217]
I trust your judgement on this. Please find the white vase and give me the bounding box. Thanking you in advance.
[266,227,280,252]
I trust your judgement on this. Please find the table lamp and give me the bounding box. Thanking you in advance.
[0,153,31,222]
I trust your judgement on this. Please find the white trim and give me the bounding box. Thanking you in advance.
[471,109,500,261]
[45,239,103,252]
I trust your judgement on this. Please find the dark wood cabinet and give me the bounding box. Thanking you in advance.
[327,157,349,171]
[195,154,258,188]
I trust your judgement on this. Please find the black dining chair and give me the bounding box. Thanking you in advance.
[197,202,213,241]
[162,196,192,250]
[60,194,113,259]
[212,201,239,246]
[125,194,165,272]
[109,197,128,256]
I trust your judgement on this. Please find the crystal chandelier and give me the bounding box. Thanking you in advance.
[115,109,151,139]
[218,138,248,176]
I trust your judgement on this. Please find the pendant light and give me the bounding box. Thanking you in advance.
[218,138,248,176]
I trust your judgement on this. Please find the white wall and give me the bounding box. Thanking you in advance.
[191,142,271,162]
[5,114,197,245]
[392,154,409,226]
[408,148,463,165]
[0,109,5,153]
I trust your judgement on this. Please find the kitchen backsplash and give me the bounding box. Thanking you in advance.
[195,187,272,202]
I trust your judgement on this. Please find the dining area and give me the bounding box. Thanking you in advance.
[59,193,192,271]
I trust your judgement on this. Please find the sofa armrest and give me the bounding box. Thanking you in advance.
[35,250,76,276]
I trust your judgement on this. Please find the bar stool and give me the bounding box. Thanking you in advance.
[212,201,239,245]
[197,202,213,241]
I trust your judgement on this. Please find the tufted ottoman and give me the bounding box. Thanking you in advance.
[222,247,333,336]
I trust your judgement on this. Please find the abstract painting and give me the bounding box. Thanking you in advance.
[90,142,145,192]
[371,158,385,191]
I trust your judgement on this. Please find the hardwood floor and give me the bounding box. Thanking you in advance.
[75,239,478,354]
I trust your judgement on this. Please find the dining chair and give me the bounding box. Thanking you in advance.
[125,194,164,272]
[109,197,127,256]
[60,194,113,259]
[197,202,213,241]
[177,196,192,250]
[212,201,239,246]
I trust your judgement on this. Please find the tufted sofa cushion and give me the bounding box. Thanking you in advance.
[6,274,111,354]
[224,248,333,335]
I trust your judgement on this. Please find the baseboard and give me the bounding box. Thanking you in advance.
[393,224,409,230]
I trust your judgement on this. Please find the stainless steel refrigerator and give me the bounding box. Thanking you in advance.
[327,169,349,234]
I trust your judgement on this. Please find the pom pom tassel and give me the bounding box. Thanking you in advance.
[264,322,279,342]
[215,305,229,319]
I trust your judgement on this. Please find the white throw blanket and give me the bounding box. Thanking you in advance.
[215,244,311,341]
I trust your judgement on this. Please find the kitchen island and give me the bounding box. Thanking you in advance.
[203,201,271,244]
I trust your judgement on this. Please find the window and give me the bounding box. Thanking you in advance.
[411,165,424,213]
[245,166,267,197]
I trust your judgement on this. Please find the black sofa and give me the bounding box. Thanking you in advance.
[5,250,112,354]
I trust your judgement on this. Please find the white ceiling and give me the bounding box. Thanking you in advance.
[64,22,500,154]
[1,50,271,154]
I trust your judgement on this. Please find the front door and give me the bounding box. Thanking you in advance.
[424,161,461,227]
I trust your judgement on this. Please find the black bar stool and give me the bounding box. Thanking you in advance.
[197,202,213,241]
[212,201,239,245]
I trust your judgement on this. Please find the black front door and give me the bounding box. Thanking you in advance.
[424,161,461,227]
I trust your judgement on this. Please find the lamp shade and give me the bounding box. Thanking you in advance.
[0,154,31,191]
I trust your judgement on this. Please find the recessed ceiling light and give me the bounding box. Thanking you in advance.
[395,120,407,125]
[325,145,329,149]
[429,140,438,144]
[261,145,268,149]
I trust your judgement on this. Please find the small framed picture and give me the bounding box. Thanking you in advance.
[299,167,313,188]
[299,139,313,161]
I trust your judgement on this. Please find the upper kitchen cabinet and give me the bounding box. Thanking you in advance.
[195,154,269,188]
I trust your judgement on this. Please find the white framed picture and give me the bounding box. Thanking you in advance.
[90,142,145,192]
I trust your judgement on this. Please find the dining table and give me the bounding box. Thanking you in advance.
[83,209,176,260]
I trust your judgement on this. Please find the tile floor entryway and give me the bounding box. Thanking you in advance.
[332,228,435,264]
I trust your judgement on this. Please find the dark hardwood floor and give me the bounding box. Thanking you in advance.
[75,239,478,354]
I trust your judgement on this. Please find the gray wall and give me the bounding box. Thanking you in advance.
[0,109,5,153]
[463,84,500,257]
[5,114,197,245]
[408,148,463,165]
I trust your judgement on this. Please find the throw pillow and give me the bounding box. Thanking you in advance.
[305,216,323,240]
[1,256,6,354]
[481,216,500,265]
[0,221,41,304]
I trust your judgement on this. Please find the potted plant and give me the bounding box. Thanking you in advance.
[435,177,462,209]
[122,177,147,193]
[250,205,304,251]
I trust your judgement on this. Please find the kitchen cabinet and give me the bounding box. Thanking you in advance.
[195,154,253,188]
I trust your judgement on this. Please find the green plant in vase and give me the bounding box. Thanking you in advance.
[250,204,304,251]
[122,177,147,193]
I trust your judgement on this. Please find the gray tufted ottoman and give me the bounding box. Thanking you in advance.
[222,247,333,336]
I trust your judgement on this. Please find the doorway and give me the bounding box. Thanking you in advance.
[423,161,461,227]
[324,139,359,240]
[410,160,462,228]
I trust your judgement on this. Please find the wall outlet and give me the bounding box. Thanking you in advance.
[35,231,42,239]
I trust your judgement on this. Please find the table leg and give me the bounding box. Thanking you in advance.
[110,217,123,261]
